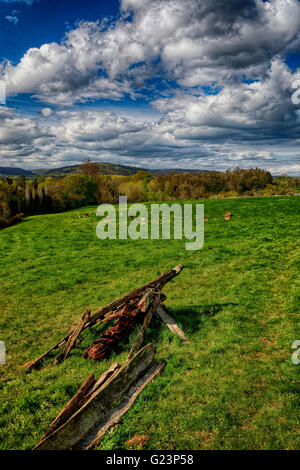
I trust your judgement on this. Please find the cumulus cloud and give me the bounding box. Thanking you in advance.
[0,0,299,173]
[2,0,300,104]
[40,108,52,117]
[0,107,44,146]
[154,60,300,142]
[0,89,299,175]
[0,107,52,167]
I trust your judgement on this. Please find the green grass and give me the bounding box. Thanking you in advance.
[0,196,299,450]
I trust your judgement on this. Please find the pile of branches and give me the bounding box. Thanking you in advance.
[26,264,187,371]
[29,264,189,450]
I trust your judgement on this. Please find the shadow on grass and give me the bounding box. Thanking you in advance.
[78,302,239,357]
[0,218,26,230]
[29,301,238,369]
[165,302,239,335]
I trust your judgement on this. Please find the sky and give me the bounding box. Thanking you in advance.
[0,0,300,174]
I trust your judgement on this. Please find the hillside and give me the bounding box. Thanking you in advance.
[32,162,145,176]
[0,167,35,176]
[0,163,211,177]
[0,196,299,450]
[0,163,144,177]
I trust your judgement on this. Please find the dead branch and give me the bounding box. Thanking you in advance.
[24,334,71,371]
[127,289,161,360]
[84,362,166,450]
[84,362,119,399]
[90,264,183,323]
[156,303,189,343]
[55,309,91,364]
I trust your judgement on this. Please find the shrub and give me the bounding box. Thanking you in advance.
[0,213,24,229]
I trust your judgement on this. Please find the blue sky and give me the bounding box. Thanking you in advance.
[0,0,119,63]
[0,0,300,174]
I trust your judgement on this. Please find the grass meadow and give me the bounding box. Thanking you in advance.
[0,196,299,450]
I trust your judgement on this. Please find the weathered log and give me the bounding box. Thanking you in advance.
[83,302,145,361]
[55,309,91,364]
[101,310,123,323]
[37,362,120,446]
[26,309,125,371]
[84,362,119,399]
[137,289,157,313]
[37,373,96,443]
[83,289,161,361]
[156,303,189,343]
[25,334,71,371]
[25,315,111,370]
[84,361,166,450]
[27,265,183,370]
[90,264,183,323]
[127,289,161,360]
[34,343,155,450]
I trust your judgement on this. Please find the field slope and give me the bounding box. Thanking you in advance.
[0,196,299,450]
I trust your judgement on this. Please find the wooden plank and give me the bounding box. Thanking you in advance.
[84,362,119,399]
[37,373,95,443]
[55,309,91,364]
[90,264,183,323]
[127,289,160,360]
[34,343,155,450]
[156,303,189,343]
[25,317,109,370]
[37,362,119,445]
[83,362,166,450]
[24,334,70,370]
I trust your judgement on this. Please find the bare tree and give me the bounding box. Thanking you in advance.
[79,159,99,178]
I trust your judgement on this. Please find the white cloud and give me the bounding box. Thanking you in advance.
[0,0,299,174]
[2,0,300,104]
[154,60,300,143]
[40,108,52,117]
[5,14,19,25]
[0,96,299,174]
[5,9,19,24]
[0,107,43,146]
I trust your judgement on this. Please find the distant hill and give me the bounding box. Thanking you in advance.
[33,162,146,176]
[0,162,212,177]
[0,163,144,177]
[0,166,35,176]
[33,163,211,176]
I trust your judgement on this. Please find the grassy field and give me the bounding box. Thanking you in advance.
[0,196,299,450]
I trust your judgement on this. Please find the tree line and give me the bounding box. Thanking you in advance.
[0,160,299,228]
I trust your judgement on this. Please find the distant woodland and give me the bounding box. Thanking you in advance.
[0,160,299,228]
